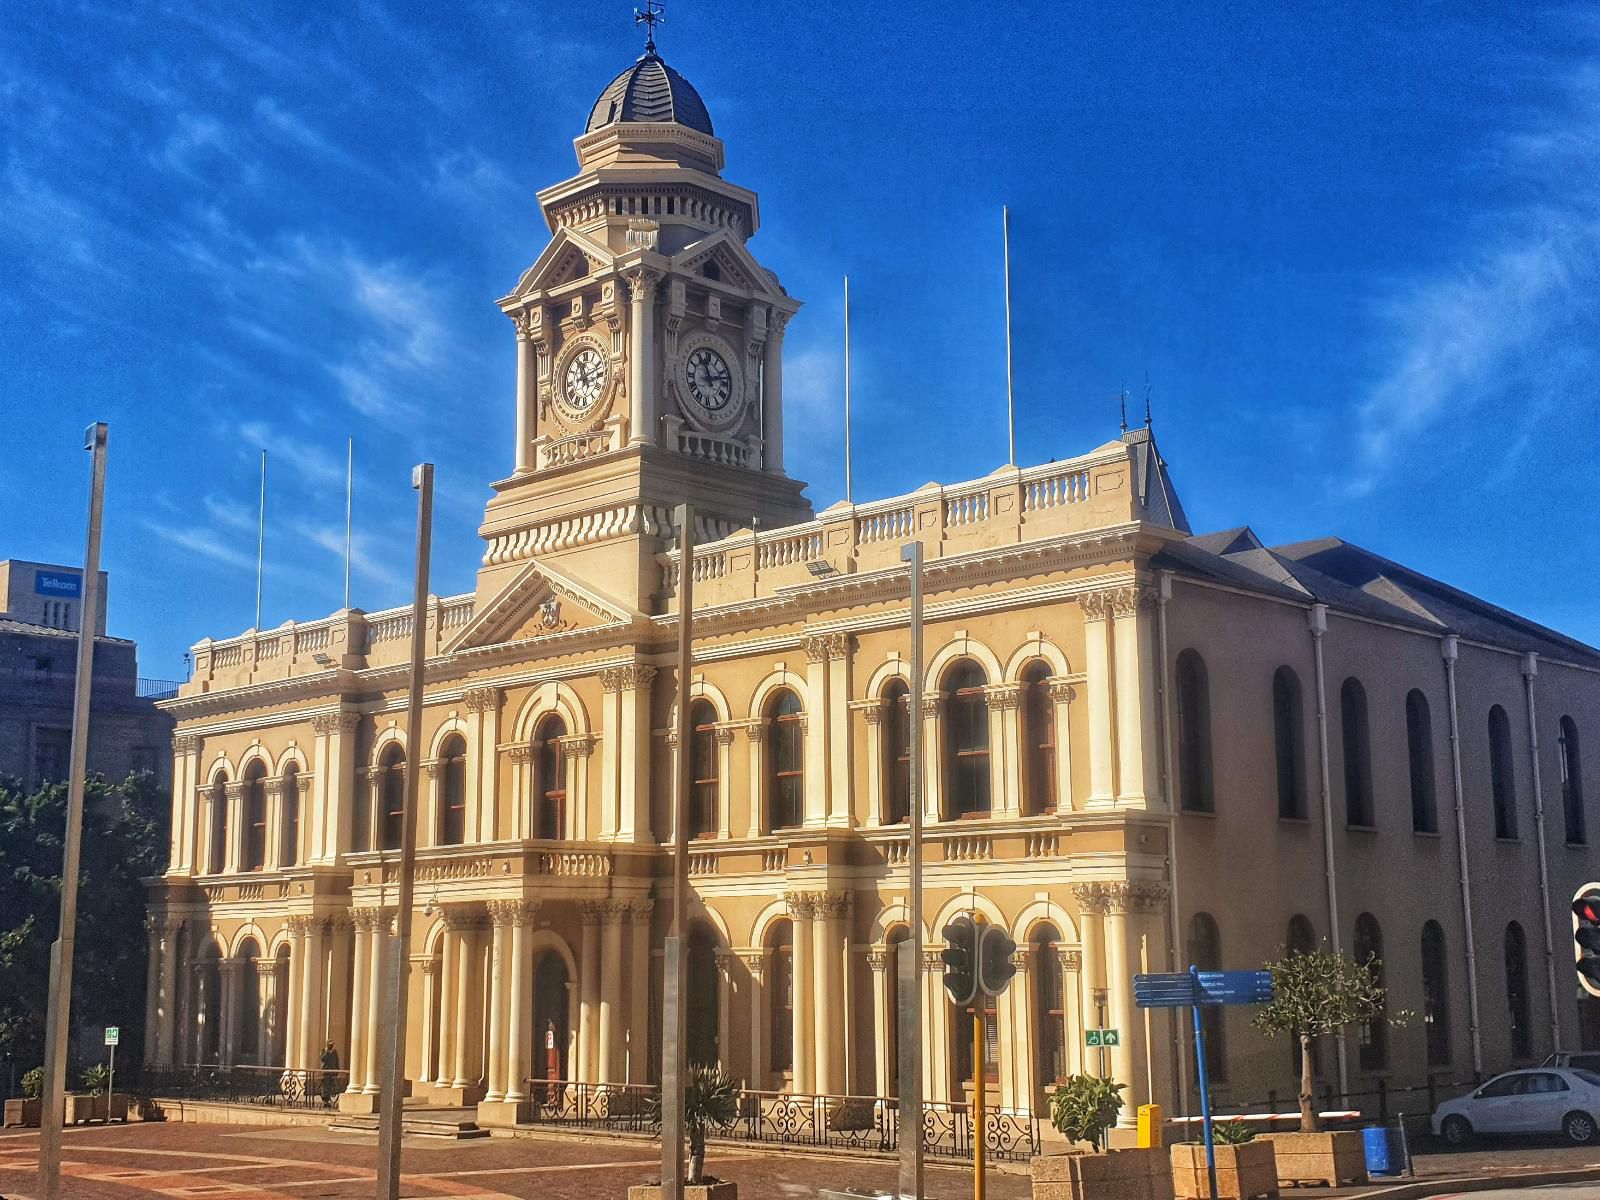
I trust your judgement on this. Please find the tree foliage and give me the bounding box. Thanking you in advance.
[1253,944,1409,1132]
[0,773,169,1079]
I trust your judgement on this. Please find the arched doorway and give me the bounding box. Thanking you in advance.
[237,938,262,1065]
[686,923,720,1068]
[533,952,570,1094]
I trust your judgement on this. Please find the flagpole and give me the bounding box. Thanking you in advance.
[344,438,354,610]
[843,274,853,503]
[1003,205,1016,467]
[255,449,266,630]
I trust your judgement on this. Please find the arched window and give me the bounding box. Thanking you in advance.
[438,734,468,846]
[1421,920,1450,1067]
[767,690,804,831]
[1406,690,1438,834]
[242,762,267,871]
[1354,913,1387,1070]
[1286,914,1318,1076]
[1560,717,1585,846]
[768,920,794,1074]
[1506,921,1532,1060]
[1273,667,1306,819]
[208,772,229,874]
[1341,678,1374,827]
[687,700,718,839]
[352,760,371,854]
[1032,922,1067,1089]
[944,661,991,818]
[1489,705,1518,839]
[535,715,567,840]
[883,680,911,825]
[238,938,261,1063]
[1187,913,1225,1082]
[1022,661,1056,816]
[280,763,300,868]
[379,744,406,850]
[1176,650,1214,813]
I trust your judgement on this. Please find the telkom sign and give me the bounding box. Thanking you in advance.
[34,570,82,599]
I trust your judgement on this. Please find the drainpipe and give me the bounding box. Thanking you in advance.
[1443,635,1484,1076]
[1308,602,1350,1100]
[1155,571,1189,1116]
[1522,652,1563,1053]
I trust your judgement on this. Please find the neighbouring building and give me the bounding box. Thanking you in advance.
[0,559,174,789]
[143,34,1600,1138]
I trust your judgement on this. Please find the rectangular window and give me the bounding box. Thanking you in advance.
[33,727,71,785]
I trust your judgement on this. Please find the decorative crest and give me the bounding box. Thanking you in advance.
[635,0,664,54]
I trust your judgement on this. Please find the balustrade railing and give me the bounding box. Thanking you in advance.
[145,1064,349,1110]
[522,1079,1039,1161]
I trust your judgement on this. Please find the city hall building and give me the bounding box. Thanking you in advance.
[146,42,1600,1130]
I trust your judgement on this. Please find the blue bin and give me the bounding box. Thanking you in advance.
[1362,1124,1402,1176]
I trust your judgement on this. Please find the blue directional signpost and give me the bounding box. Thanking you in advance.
[1135,965,1274,1200]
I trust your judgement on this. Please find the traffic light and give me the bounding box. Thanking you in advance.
[979,925,1018,996]
[1574,884,1600,998]
[942,917,978,1006]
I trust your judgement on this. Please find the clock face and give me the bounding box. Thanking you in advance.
[684,346,733,412]
[563,347,605,411]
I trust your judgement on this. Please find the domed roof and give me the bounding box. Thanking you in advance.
[586,53,714,136]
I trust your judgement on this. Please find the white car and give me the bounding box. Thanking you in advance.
[1432,1067,1600,1146]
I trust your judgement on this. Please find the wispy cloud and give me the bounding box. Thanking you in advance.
[1351,55,1600,495]
[142,517,257,572]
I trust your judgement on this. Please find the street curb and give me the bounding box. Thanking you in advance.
[1340,1163,1600,1198]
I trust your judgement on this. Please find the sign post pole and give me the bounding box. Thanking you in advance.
[973,1004,985,1200]
[1189,967,1218,1200]
[898,540,925,1200]
[105,1028,118,1110]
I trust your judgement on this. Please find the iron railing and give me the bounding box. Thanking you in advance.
[1208,1075,1481,1127]
[136,677,182,699]
[145,1064,350,1110]
[523,1079,1041,1162]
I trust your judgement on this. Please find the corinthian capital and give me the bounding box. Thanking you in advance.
[1072,882,1114,915]
[464,686,500,714]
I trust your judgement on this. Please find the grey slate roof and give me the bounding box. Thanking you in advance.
[0,615,130,643]
[1153,532,1600,667]
[587,54,714,135]
[1122,427,1192,535]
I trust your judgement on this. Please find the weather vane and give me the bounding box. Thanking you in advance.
[635,0,664,54]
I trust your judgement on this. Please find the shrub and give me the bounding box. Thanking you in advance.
[1212,1119,1256,1145]
[1048,1074,1124,1149]
[22,1067,44,1098]
[81,1064,110,1095]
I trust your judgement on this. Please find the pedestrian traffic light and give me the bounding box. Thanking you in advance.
[979,925,1018,996]
[1573,884,1600,998]
[942,916,978,1006]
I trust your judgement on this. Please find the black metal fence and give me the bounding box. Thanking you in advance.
[524,1079,1041,1162]
[144,1064,350,1111]
[1210,1075,1480,1127]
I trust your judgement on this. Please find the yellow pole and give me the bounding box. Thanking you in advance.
[973,1007,986,1200]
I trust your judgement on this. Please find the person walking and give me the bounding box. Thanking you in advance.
[319,1042,340,1107]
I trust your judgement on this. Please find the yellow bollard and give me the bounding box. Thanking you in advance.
[1137,1103,1163,1148]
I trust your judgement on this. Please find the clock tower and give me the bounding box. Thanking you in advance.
[475,39,812,614]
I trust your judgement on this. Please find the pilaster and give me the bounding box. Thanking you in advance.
[1079,592,1117,806]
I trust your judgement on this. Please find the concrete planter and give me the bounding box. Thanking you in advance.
[626,1183,735,1200]
[3,1098,41,1127]
[1259,1131,1367,1188]
[1171,1140,1280,1200]
[1032,1145,1175,1200]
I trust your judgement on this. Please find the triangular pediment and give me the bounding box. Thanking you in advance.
[447,557,641,652]
[672,231,787,302]
[503,229,613,303]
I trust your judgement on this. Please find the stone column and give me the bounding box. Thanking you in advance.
[505,901,539,1107]
[283,917,306,1069]
[813,891,848,1093]
[923,948,949,1102]
[343,913,371,1096]
[745,723,767,837]
[326,916,352,1069]
[985,684,1024,817]
[465,687,500,842]
[715,949,734,1071]
[1062,949,1085,1077]
[859,704,885,827]
[255,959,279,1067]
[364,913,388,1093]
[1049,682,1077,814]
[825,633,853,828]
[625,271,660,447]
[742,950,766,1090]
[263,778,284,871]
[1007,949,1032,1113]
[921,695,944,822]
[514,329,534,471]
[299,918,326,1071]
[714,727,735,839]
[483,902,512,1103]
[142,921,161,1064]
[627,900,653,1082]
[1073,884,1110,1084]
[223,782,245,873]
[153,919,180,1067]
[449,916,478,1090]
[598,901,626,1082]
[789,894,815,1093]
[219,959,241,1067]
[168,735,200,872]
[310,712,358,863]
[803,636,831,828]
[1103,883,1166,1123]
[579,903,601,1081]
[1079,593,1116,805]
[602,666,656,844]
[1111,587,1154,806]
[192,962,212,1065]
[564,734,596,842]
[762,310,787,472]
[867,947,890,1097]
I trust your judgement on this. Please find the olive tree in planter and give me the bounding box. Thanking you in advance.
[3,1066,43,1127]
[1251,945,1407,1187]
[631,1065,741,1199]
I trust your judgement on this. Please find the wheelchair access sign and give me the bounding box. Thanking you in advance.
[1084,1028,1120,1047]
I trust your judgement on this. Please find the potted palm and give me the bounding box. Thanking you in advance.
[1031,1075,1173,1200]
[630,1065,741,1199]
[1253,945,1406,1188]
[3,1067,44,1127]
[1171,1120,1279,1200]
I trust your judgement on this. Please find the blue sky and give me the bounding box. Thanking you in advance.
[2,2,1597,677]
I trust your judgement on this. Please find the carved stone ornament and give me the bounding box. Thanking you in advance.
[803,635,831,664]
[539,597,562,629]
[464,686,500,713]
[628,898,654,921]
[861,704,883,726]
[984,684,1024,711]
[600,664,657,694]
[1105,880,1171,913]
[1059,949,1084,971]
[172,734,199,755]
[713,726,737,746]
[1109,585,1157,618]
[311,712,361,737]
[1078,592,1115,621]
[824,632,850,659]
[420,957,438,976]
[1047,681,1078,705]
[744,722,768,744]
[866,949,889,972]
[1071,882,1114,915]
[561,734,597,759]
[813,890,850,918]
[786,892,817,920]
[740,949,765,978]
[921,695,942,718]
